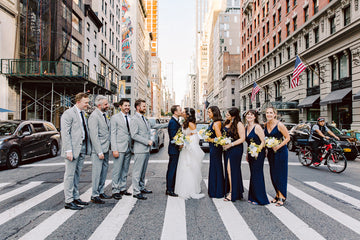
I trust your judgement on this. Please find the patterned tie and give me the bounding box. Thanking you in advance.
[125,115,130,133]
[80,111,88,152]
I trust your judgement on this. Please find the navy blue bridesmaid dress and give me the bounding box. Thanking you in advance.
[207,121,225,198]
[245,126,269,205]
[265,123,288,199]
[223,127,244,201]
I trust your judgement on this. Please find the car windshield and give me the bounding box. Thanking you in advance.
[326,125,342,135]
[0,122,19,136]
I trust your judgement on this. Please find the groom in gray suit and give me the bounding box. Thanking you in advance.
[130,99,168,200]
[88,95,112,204]
[61,92,92,210]
[110,98,132,200]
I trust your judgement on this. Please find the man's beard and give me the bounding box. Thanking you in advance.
[101,107,108,112]
[140,109,146,114]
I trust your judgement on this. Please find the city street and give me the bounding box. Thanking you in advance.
[0,136,360,240]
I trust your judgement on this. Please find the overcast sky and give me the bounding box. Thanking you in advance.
[158,0,196,104]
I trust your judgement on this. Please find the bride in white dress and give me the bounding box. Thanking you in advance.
[175,107,205,199]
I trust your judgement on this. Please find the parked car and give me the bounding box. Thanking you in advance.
[0,120,61,168]
[148,117,166,153]
[196,122,210,152]
[288,123,359,160]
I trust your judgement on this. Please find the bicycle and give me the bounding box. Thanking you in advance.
[296,138,347,173]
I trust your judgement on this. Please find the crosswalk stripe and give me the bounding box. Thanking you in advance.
[204,179,257,240]
[0,181,43,204]
[336,182,360,193]
[89,180,147,240]
[0,182,11,189]
[0,183,63,226]
[288,184,360,235]
[305,181,360,210]
[19,180,112,240]
[243,180,325,240]
[160,195,186,240]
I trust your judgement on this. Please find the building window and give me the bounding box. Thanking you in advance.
[286,23,290,36]
[267,42,270,53]
[278,31,282,43]
[279,53,282,64]
[294,42,298,55]
[256,94,260,108]
[125,86,131,94]
[313,0,319,14]
[286,0,290,13]
[273,57,277,68]
[304,6,309,22]
[72,13,81,33]
[314,27,319,43]
[86,38,90,52]
[264,86,269,102]
[278,8,281,22]
[71,38,81,58]
[339,53,348,78]
[344,6,350,26]
[287,47,291,59]
[275,81,282,99]
[305,34,309,49]
[94,45,97,57]
[273,36,276,48]
[243,97,246,111]
[232,99,235,107]
[331,58,337,81]
[231,88,235,94]
[94,30,97,39]
[330,16,336,34]
[267,21,269,33]
[288,75,291,88]
[293,0,297,6]
[273,14,276,27]
[293,16,297,31]
[86,22,90,32]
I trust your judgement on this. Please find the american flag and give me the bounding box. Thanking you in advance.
[291,55,307,88]
[251,82,261,102]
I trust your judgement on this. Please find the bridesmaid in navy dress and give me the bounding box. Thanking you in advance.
[244,110,269,205]
[206,106,225,198]
[222,108,246,202]
[264,107,290,207]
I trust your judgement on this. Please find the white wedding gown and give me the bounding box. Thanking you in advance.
[174,128,205,200]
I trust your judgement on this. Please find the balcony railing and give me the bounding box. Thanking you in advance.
[306,86,320,96]
[97,73,105,87]
[275,96,283,102]
[331,77,352,91]
[0,59,88,78]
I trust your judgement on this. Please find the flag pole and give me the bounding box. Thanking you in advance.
[298,55,325,82]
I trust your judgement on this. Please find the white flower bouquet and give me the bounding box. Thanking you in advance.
[248,142,262,159]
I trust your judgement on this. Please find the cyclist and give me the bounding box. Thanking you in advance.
[309,117,340,166]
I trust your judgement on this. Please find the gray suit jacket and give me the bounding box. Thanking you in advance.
[88,108,110,154]
[130,113,168,154]
[110,112,132,153]
[61,106,91,158]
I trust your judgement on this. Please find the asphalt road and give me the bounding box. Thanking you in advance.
[1,134,360,240]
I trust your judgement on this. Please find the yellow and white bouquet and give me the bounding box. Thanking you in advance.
[214,135,232,147]
[198,128,212,140]
[265,137,280,148]
[171,129,190,146]
[248,142,262,159]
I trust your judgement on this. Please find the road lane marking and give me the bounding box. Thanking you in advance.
[161,194,187,240]
[336,182,360,193]
[0,182,11,189]
[19,180,111,240]
[288,184,360,235]
[204,179,257,240]
[19,160,301,167]
[0,183,63,226]
[305,181,360,210]
[243,180,325,240]
[0,181,43,204]
[89,181,147,240]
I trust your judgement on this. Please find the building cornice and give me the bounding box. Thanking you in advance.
[84,4,103,31]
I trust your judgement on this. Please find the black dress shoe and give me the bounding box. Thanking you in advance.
[112,193,122,200]
[141,188,153,194]
[99,193,112,199]
[65,202,83,210]
[120,190,132,196]
[91,196,105,204]
[165,190,178,197]
[73,199,89,205]
[133,193,147,200]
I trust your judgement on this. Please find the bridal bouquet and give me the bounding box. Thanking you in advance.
[171,129,190,146]
[265,137,281,152]
[214,135,232,147]
[248,142,262,159]
[198,128,212,140]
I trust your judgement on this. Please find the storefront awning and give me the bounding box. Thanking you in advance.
[320,88,352,106]
[354,91,360,101]
[298,94,320,108]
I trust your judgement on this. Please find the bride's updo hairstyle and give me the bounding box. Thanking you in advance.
[225,107,241,140]
[183,107,196,129]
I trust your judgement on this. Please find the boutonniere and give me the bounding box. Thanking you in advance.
[179,117,185,125]
[84,113,89,119]
[106,115,111,120]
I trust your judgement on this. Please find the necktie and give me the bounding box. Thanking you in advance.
[125,115,130,133]
[142,115,148,128]
[103,113,108,125]
[80,111,88,152]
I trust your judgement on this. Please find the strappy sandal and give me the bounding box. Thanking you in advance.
[271,197,279,203]
[276,198,286,207]
[224,193,231,202]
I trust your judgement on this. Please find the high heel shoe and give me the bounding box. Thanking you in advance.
[275,198,286,207]
[271,197,279,203]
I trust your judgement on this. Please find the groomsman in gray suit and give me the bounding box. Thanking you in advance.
[61,92,92,210]
[110,98,132,200]
[130,99,168,200]
[88,95,112,204]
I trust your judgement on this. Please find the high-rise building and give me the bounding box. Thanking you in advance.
[145,0,158,56]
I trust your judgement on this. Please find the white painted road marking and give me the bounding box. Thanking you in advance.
[0,181,43,204]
